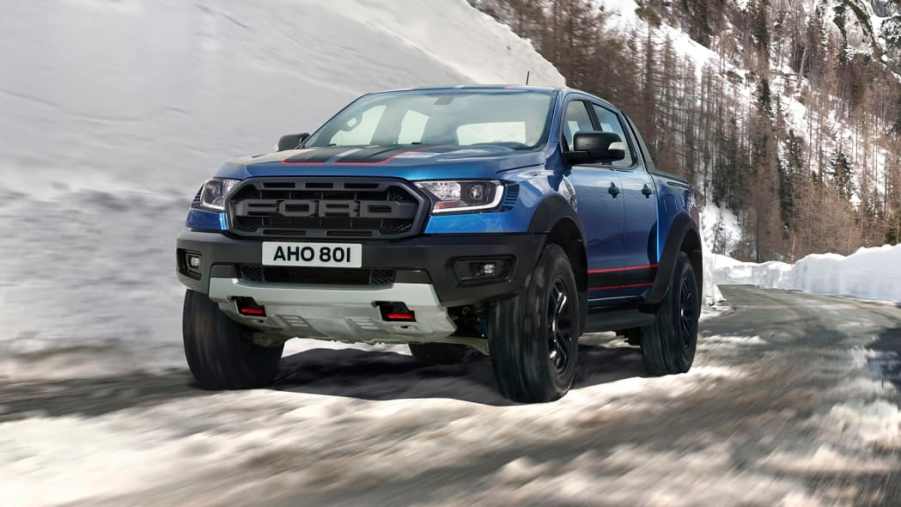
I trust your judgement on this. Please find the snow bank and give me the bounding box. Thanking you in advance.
[698,204,735,305]
[701,204,741,255]
[713,244,901,303]
[701,243,726,306]
[0,0,564,194]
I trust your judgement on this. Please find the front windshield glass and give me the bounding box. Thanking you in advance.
[305,90,555,150]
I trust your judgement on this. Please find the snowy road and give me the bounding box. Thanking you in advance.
[3,286,901,506]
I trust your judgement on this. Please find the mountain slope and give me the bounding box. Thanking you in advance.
[471,0,901,261]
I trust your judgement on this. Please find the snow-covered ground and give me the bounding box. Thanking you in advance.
[0,0,563,380]
[0,333,755,507]
[711,244,901,303]
[4,286,901,506]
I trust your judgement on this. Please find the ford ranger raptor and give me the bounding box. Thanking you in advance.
[177,86,703,403]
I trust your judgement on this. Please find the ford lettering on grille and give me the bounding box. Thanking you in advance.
[234,199,417,219]
[227,178,426,239]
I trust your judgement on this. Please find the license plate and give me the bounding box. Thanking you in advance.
[262,242,362,268]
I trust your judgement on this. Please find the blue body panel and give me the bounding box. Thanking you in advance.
[187,86,697,303]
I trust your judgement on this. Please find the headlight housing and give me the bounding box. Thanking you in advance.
[196,178,240,211]
[415,180,504,214]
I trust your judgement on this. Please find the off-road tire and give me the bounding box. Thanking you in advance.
[488,243,580,403]
[183,290,283,389]
[639,252,700,375]
[408,343,469,365]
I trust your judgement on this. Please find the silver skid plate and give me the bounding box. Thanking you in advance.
[208,278,457,343]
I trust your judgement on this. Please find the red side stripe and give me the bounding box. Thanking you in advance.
[588,264,658,274]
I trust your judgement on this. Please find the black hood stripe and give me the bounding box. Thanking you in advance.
[284,146,415,164]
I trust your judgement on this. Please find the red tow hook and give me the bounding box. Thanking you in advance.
[235,297,266,317]
[377,302,416,322]
[385,312,415,321]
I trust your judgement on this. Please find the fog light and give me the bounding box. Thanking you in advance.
[452,257,513,284]
[178,249,203,280]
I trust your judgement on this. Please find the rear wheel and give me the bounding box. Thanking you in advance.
[488,244,580,403]
[408,343,468,365]
[639,252,699,375]
[183,290,283,389]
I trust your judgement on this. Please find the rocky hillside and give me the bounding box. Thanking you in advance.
[828,0,901,71]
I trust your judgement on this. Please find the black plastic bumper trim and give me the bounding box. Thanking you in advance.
[177,231,544,307]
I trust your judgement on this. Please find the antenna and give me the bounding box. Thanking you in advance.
[525,71,531,85]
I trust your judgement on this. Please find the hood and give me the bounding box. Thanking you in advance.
[215,145,547,181]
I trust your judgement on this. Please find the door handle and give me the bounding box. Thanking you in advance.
[641,184,653,198]
[608,182,620,198]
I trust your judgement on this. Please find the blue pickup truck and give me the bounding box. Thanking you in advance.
[177,86,702,402]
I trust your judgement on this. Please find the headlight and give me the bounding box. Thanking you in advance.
[196,178,240,211]
[415,180,504,214]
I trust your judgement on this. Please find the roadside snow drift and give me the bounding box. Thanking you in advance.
[0,0,564,194]
[712,244,901,303]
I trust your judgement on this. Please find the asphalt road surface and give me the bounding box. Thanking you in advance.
[4,286,901,506]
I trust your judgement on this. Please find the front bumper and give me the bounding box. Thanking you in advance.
[177,232,541,345]
[177,232,543,307]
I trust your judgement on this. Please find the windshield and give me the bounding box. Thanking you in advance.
[305,90,555,150]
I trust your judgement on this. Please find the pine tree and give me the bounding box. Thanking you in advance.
[829,148,854,201]
[641,26,659,151]
[751,0,771,68]
[713,117,743,211]
[893,92,901,135]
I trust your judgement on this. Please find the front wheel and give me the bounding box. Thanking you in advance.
[639,252,700,375]
[488,243,580,403]
[182,290,283,389]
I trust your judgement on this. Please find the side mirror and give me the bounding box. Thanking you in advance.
[566,132,626,164]
[278,132,310,151]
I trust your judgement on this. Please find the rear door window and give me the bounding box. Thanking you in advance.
[591,104,634,168]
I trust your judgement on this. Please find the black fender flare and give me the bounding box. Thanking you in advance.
[644,213,702,306]
[527,193,582,235]
[526,194,587,272]
[527,194,589,334]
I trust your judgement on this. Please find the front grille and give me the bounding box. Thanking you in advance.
[227,178,426,239]
[238,264,396,286]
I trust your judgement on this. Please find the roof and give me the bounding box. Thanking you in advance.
[375,84,561,94]
[370,84,614,108]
